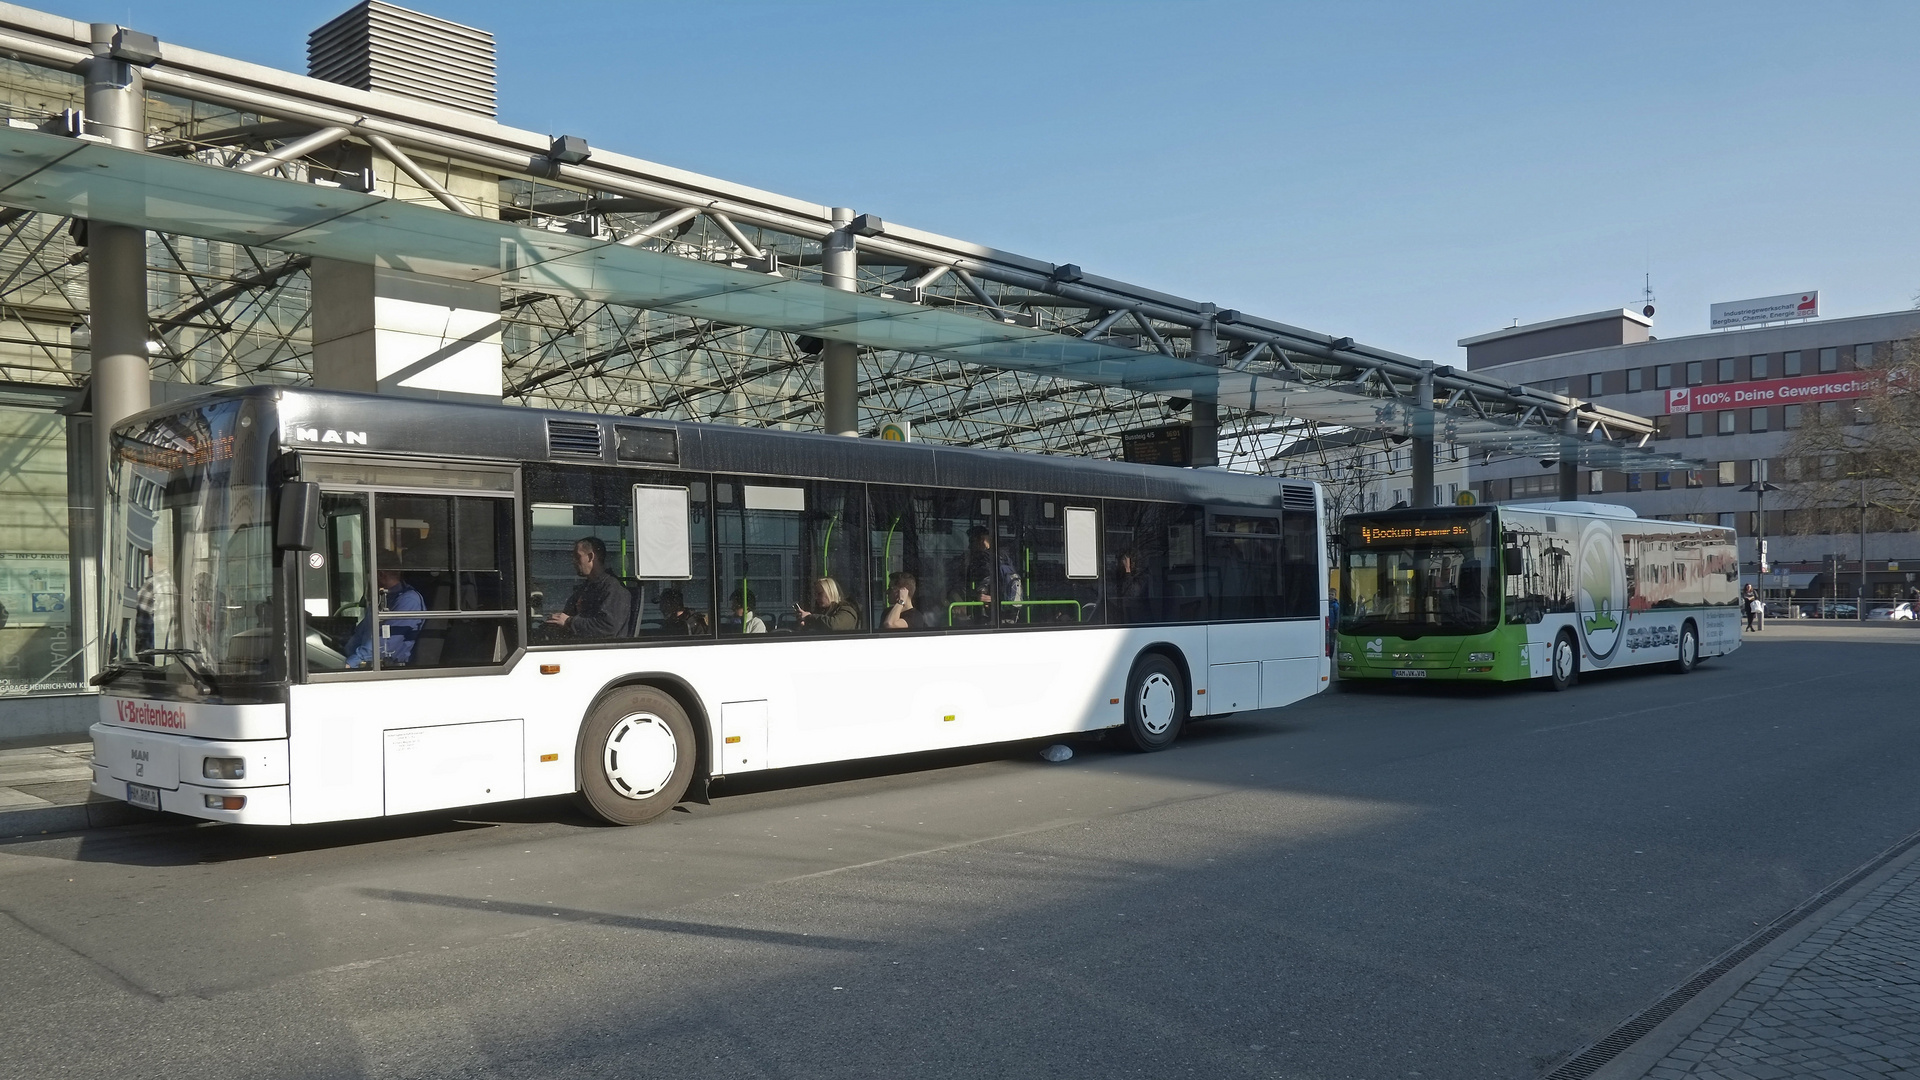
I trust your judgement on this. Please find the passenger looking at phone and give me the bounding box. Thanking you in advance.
[795,577,860,632]
[882,572,929,630]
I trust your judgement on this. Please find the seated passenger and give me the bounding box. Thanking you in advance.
[654,586,691,635]
[730,587,766,634]
[882,572,929,630]
[1109,550,1149,623]
[795,576,860,632]
[345,568,426,668]
[545,537,631,640]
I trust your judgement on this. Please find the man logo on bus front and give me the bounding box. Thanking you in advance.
[291,427,367,445]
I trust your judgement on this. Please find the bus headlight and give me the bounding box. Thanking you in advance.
[1468,652,1494,663]
[202,757,246,780]
[1338,652,1354,662]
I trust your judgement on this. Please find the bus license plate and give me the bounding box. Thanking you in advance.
[1391,669,1428,679]
[126,782,161,810]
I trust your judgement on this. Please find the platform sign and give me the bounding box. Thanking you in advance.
[1120,424,1192,467]
[1710,291,1818,329]
[877,420,912,443]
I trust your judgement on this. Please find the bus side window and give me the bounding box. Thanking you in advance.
[998,494,1097,626]
[715,479,865,635]
[526,464,713,643]
[1279,511,1319,619]
[1102,500,1203,625]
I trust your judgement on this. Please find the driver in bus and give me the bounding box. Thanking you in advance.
[546,536,631,639]
[344,568,426,669]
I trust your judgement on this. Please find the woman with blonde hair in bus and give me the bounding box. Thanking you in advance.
[795,576,860,633]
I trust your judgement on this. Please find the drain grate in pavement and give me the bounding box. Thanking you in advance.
[1540,823,1920,1080]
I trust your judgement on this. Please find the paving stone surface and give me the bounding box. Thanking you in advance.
[1646,856,1920,1078]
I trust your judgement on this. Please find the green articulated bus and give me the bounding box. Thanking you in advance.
[1335,502,1741,690]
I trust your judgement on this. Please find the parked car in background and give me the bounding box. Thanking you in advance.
[1867,601,1915,621]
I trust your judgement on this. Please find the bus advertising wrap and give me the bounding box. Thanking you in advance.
[1665,372,1879,414]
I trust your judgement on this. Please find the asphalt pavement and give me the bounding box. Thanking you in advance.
[1,623,1916,1079]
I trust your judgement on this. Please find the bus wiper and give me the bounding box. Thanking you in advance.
[89,660,160,687]
[136,649,221,694]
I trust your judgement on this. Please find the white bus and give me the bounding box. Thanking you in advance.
[90,388,1330,825]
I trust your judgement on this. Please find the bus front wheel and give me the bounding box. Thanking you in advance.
[1546,633,1579,692]
[575,685,696,825]
[1672,622,1699,674]
[1116,653,1187,752]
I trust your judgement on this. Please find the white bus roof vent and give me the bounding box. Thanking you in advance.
[546,418,604,460]
[1280,483,1316,511]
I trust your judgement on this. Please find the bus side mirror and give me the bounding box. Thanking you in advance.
[1503,546,1523,575]
[277,482,321,550]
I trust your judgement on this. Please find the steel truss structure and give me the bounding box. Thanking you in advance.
[0,7,1694,471]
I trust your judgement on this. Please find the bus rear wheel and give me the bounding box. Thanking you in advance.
[1546,632,1579,692]
[1672,622,1699,674]
[1115,652,1187,752]
[575,685,696,826]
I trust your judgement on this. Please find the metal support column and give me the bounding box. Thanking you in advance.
[821,207,858,437]
[1189,304,1219,467]
[1410,365,1435,507]
[1558,410,1580,501]
[84,23,151,681]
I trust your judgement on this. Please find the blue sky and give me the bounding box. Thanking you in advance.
[81,1,1920,361]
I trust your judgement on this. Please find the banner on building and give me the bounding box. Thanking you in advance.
[1665,371,1879,414]
[1709,291,1818,329]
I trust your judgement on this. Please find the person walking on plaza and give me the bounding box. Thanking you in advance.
[1743,582,1762,632]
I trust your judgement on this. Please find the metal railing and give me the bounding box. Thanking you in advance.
[1758,598,1916,622]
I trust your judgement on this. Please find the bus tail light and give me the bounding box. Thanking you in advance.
[203,757,246,779]
[204,794,246,810]
[1325,615,1333,657]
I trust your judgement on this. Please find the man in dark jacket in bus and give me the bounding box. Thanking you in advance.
[547,536,630,639]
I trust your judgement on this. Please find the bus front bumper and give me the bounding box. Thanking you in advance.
[89,723,293,825]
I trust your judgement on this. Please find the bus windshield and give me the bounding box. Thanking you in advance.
[103,398,279,699]
[1340,512,1496,637]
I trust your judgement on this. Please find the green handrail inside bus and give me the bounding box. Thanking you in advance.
[945,599,1083,626]
[879,513,900,610]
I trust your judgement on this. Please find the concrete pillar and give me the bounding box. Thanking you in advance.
[1558,410,1580,501]
[85,23,151,502]
[84,23,149,683]
[1410,365,1436,507]
[821,207,858,436]
[310,260,503,402]
[1189,305,1219,468]
[309,141,503,402]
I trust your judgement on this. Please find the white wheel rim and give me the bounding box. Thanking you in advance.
[1556,640,1575,681]
[1682,632,1697,665]
[1137,672,1177,736]
[602,712,677,799]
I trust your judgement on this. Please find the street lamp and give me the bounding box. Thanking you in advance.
[1740,478,1781,592]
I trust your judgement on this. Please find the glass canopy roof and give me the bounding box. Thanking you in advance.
[0,125,1695,470]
